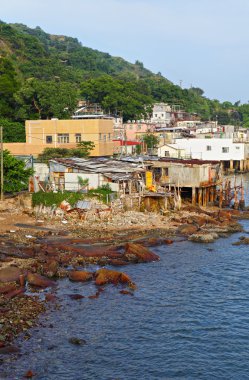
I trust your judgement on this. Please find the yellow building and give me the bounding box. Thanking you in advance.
[3,118,114,157]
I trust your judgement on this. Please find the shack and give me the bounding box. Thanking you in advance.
[48,157,146,194]
[152,158,222,206]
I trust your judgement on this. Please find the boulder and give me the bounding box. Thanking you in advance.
[43,259,59,278]
[5,287,25,299]
[0,266,21,283]
[0,284,17,294]
[68,271,93,282]
[188,232,219,243]
[177,224,198,235]
[27,272,56,288]
[123,243,160,263]
[218,210,232,221]
[45,293,57,302]
[164,239,174,245]
[95,268,135,288]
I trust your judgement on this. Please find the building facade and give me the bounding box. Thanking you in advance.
[4,118,114,157]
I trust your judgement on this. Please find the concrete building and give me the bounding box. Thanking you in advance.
[4,118,114,157]
[151,103,172,124]
[158,138,249,172]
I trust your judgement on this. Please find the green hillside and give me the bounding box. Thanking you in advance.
[0,20,247,142]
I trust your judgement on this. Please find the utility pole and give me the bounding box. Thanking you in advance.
[0,126,3,201]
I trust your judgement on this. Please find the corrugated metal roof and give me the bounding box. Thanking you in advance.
[49,158,145,180]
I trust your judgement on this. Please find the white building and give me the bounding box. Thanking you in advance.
[158,138,249,172]
[151,103,172,124]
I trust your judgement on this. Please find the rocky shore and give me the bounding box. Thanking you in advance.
[0,196,247,359]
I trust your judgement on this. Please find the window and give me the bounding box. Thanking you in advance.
[58,134,69,143]
[222,147,229,153]
[164,151,170,157]
[46,135,53,144]
[155,114,157,117]
[99,133,102,140]
[75,133,81,143]
[236,146,240,150]
[206,145,212,151]
[108,133,111,140]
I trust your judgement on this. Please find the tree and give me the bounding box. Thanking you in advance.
[71,141,95,157]
[1,150,33,193]
[142,133,160,151]
[37,141,95,163]
[15,79,79,120]
[1,119,26,142]
[189,87,204,96]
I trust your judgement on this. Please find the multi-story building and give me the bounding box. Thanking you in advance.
[4,118,114,157]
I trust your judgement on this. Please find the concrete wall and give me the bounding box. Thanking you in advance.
[23,118,114,157]
[168,164,213,187]
[64,173,100,191]
[33,163,49,181]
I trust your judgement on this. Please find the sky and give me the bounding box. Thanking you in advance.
[1,0,249,104]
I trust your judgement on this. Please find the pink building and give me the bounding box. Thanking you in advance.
[124,122,156,141]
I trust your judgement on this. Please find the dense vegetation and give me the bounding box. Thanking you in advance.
[32,185,114,206]
[2,150,33,192]
[0,20,248,133]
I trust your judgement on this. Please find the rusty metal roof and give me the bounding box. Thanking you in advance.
[159,158,220,165]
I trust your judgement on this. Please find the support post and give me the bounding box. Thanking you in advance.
[206,187,210,205]
[240,160,244,172]
[198,188,202,206]
[192,187,196,205]
[203,188,207,207]
[210,186,214,204]
[219,184,223,208]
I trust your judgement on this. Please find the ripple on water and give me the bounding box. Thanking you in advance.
[3,218,249,379]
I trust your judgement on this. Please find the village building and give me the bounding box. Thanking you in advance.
[158,138,249,173]
[48,157,146,193]
[113,140,142,156]
[152,158,222,207]
[3,118,114,157]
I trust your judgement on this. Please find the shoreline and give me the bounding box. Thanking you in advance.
[0,199,247,355]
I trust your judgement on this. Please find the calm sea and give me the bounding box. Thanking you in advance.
[2,175,249,379]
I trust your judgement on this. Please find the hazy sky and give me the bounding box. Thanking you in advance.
[1,0,249,103]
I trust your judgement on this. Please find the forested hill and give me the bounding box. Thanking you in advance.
[0,20,248,132]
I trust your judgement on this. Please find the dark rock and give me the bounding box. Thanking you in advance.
[69,337,86,345]
[5,287,25,299]
[177,224,198,235]
[24,370,35,378]
[27,273,56,288]
[123,243,160,263]
[43,259,59,278]
[0,266,21,283]
[68,294,85,300]
[119,290,134,296]
[45,293,56,302]
[0,345,20,354]
[68,271,93,282]
[95,268,136,289]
